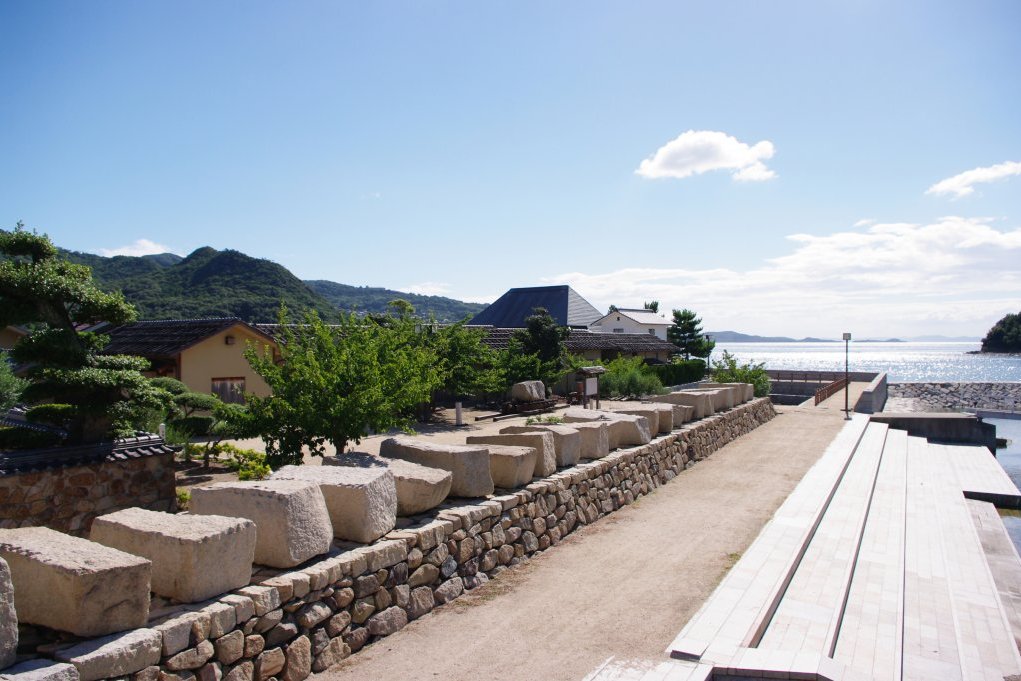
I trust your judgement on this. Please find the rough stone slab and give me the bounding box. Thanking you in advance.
[704,382,754,403]
[0,557,16,671]
[684,387,732,411]
[510,380,545,402]
[322,453,452,517]
[561,409,651,449]
[0,526,150,637]
[269,465,396,544]
[666,404,695,425]
[562,422,610,459]
[608,407,661,434]
[0,660,79,681]
[90,508,256,604]
[483,445,537,489]
[53,628,161,681]
[380,437,493,498]
[466,432,556,477]
[501,425,581,467]
[649,392,714,419]
[190,481,333,568]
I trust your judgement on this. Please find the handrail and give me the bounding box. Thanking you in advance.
[815,378,848,405]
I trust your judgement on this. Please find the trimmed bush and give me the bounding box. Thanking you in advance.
[170,415,215,436]
[599,356,665,399]
[25,403,76,428]
[650,359,706,386]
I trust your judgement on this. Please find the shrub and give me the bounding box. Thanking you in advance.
[171,415,215,437]
[649,359,706,386]
[711,351,771,397]
[599,357,665,399]
[25,403,76,428]
[176,488,191,511]
[0,426,62,450]
[525,415,565,425]
[222,446,271,480]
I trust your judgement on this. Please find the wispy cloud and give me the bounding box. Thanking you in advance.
[98,239,178,257]
[636,130,776,182]
[543,217,1021,337]
[926,160,1021,198]
[404,281,452,297]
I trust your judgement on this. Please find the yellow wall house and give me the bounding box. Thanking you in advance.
[0,326,28,351]
[103,318,279,402]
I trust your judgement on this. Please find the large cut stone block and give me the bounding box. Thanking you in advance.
[685,387,732,411]
[323,453,452,516]
[53,628,161,681]
[269,465,397,544]
[650,392,714,419]
[608,407,660,434]
[466,432,556,478]
[510,380,545,402]
[0,527,150,637]
[611,405,674,434]
[0,659,79,681]
[500,425,581,467]
[668,404,695,425]
[562,422,610,459]
[562,409,651,450]
[190,480,332,568]
[0,557,16,671]
[380,437,493,498]
[483,445,537,489]
[704,382,754,403]
[89,507,255,603]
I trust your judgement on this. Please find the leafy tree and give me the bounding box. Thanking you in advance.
[608,304,619,313]
[0,224,171,443]
[243,307,440,468]
[643,301,659,313]
[431,320,504,399]
[668,308,715,360]
[710,351,770,397]
[981,311,1021,353]
[501,307,570,389]
[0,351,27,412]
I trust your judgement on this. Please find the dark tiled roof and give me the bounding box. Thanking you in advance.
[476,327,677,354]
[468,285,603,328]
[103,318,274,357]
[0,433,176,476]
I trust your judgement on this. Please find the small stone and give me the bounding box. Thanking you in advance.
[215,631,245,666]
[311,629,329,656]
[196,662,222,681]
[391,584,411,609]
[407,564,439,588]
[253,648,285,681]
[464,573,489,590]
[406,587,434,620]
[295,602,332,630]
[342,627,369,654]
[351,600,375,625]
[406,548,423,570]
[280,636,310,681]
[223,661,253,681]
[243,635,265,659]
[522,531,538,552]
[480,549,499,572]
[254,610,283,634]
[432,578,463,605]
[325,611,351,638]
[374,588,392,611]
[165,640,215,671]
[353,575,379,599]
[264,623,298,648]
[332,588,354,609]
[310,638,349,673]
[366,607,407,637]
[440,556,457,578]
[136,666,161,681]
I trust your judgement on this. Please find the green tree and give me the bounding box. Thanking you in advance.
[981,311,1021,353]
[668,308,715,360]
[0,224,170,443]
[0,351,27,412]
[710,350,770,397]
[243,307,440,468]
[643,301,659,313]
[431,321,504,399]
[501,307,570,389]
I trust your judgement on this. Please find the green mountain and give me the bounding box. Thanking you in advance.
[62,247,487,323]
[305,280,486,322]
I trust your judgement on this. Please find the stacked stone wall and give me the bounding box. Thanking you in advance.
[888,382,1021,412]
[0,453,176,535]
[10,399,775,681]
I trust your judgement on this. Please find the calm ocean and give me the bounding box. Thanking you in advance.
[714,341,1021,382]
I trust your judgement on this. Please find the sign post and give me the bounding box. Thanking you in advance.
[843,332,851,420]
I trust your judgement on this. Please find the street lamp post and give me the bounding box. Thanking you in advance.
[843,332,851,420]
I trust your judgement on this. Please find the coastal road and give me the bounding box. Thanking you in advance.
[312,403,851,681]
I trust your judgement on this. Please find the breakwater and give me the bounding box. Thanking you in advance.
[887,382,1021,413]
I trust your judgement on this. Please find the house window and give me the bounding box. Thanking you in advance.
[648,329,655,335]
[212,377,246,404]
[613,328,625,333]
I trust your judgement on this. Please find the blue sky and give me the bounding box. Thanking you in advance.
[2,1,1019,338]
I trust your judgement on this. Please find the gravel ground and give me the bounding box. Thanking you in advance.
[311,403,850,681]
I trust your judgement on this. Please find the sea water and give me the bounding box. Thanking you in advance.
[714,341,1021,382]
[989,418,1021,553]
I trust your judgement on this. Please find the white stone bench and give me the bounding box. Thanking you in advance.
[562,409,651,450]
[564,421,610,459]
[189,480,333,568]
[270,465,397,544]
[89,507,256,603]
[466,432,556,477]
[323,453,452,516]
[380,437,494,498]
[500,424,581,467]
[485,445,537,489]
[0,526,151,637]
[650,392,714,419]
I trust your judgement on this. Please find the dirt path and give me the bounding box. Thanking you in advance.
[313,404,850,681]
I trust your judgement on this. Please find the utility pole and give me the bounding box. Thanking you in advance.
[843,332,851,420]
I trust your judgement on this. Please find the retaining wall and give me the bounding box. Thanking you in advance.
[11,399,775,681]
[888,382,1021,412]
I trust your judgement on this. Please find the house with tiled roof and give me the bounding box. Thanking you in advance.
[103,318,278,402]
[469,285,603,329]
[475,326,677,363]
[590,308,672,340]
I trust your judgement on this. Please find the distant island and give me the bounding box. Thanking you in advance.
[708,330,979,343]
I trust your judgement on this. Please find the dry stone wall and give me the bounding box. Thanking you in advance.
[6,398,775,681]
[888,382,1021,412]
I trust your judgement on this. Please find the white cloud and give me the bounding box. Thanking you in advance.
[543,216,1021,338]
[636,130,777,182]
[97,239,178,257]
[403,282,452,297]
[926,160,1021,198]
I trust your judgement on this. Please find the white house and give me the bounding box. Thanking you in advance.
[590,308,671,340]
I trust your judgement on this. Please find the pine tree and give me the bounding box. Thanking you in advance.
[667,308,715,360]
